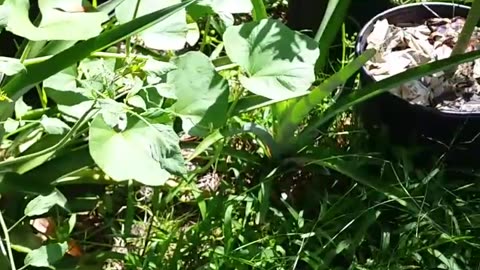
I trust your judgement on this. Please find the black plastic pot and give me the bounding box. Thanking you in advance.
[355,2,480,152]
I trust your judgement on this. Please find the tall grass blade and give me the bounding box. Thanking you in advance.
[314,0,351,70]
[276,48,375,145]
[300,49,480,141]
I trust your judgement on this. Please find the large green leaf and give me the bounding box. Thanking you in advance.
[24,189,68,217]
[168,51,229,136]
[116,0,189,50]
[4,0,108,41]
[24,242,69,268]
[88,114,186,186]
[223,18,319,99]
[0,0,196,120]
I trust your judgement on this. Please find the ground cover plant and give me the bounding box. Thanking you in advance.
[1,0,480,269]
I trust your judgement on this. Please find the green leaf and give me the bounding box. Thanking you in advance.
[40,115,70,135]
[24,189,68,217]
[251,0,267,21]
[314,0,351,70]
[0,56,25,76]
[0,0,196,120]
[223,19,319,99]
[89,114,186,186]
[168,51,229,136]
[116,0,189,50]
[97,99,129,130]
[14,96,31,119]
[194,0,252,15]
[187,0,251,27]
[4,117,19,133]
[5,0,108,41]
[276,48,375,144]
[24,242,69,268]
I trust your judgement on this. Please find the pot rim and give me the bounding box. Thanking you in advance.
[354,2,480,116]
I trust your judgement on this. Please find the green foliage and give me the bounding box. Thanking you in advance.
[0,0,479,269]
[168,51,229,136]
[89,113,186,186]
[223,18,319,99]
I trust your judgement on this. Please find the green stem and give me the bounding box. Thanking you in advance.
[0,211,16,270]
[124,180,135,238]
[0,105,96,168]
[199,16,211,52]
[251,0,268,21]
[447,0,480,74]
[23,52,150,66]
[7,216,26,233]
[125,0,143,57]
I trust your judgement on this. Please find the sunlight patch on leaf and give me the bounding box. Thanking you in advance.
[116,0,189,50]
[4,0,108,41]
[223,19,319,99]
[168,51,229,136]
[89,114,185,186]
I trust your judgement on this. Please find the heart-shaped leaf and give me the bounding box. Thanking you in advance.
[89,114,185,186]
[116,0,189,50]
[223,19,319,99]
[168,51,229,136]
[4,0,108,41]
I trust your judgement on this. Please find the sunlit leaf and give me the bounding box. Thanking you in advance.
[223,19,319,99]
[4,0,108,41]
[168,51,229,136]
[116,0,188,50]
[89,114,185,186]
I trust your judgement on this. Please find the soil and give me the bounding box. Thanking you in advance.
[365,16,480,113]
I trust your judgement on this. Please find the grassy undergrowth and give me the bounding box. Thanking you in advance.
[0,0,480,269]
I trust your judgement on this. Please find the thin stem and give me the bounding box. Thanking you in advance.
[125,0,143,58]
[0,105,96,168]
[7,216,26,233]
[124,180,135,238]
[0,211,16,270]
[446,0,480,75]
[199,16,211,52]
[451,0,480,57]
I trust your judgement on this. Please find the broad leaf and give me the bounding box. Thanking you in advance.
[0,0,196,120]
[5,0,108,41]
[0,56,25,76]
[24,242,69,268]
[223,19,319,99]
[40,115,70,135]
[168,51,229,136]
[116,0,189,50]
[24,189,68,217]
[89,114,185,186]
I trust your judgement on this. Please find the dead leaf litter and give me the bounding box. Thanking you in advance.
[365,16,480,112]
